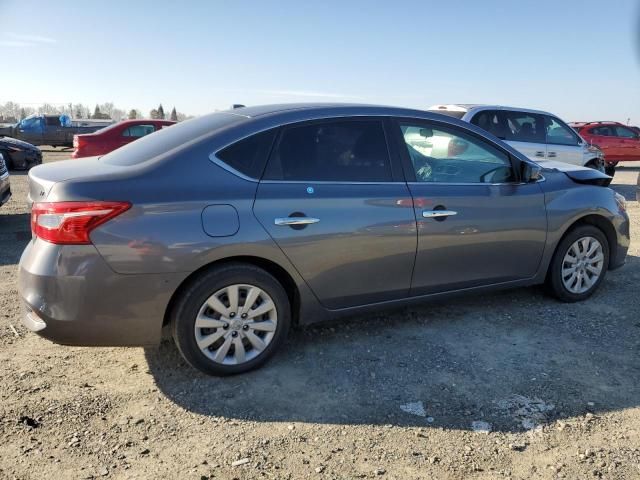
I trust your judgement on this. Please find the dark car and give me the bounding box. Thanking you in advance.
[72,119,175,158]
[0,153,10,207]
[0,114,110,147]
[19,104,630,376]
[0,136,42,170]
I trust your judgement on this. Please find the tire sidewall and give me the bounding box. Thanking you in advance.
[549,225,609,302]
[171,265,291,376]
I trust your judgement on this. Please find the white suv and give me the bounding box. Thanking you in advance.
[428,105,604,171]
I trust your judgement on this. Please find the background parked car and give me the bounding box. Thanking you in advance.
[20,104,629,376]
[0,136,42,170]
[428,105,605,172]
[72,119,175,158]
[570,121,640,175]
[0,114,110,147]
[0,153,10,207]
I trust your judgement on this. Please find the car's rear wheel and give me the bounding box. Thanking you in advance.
[170,263,291,375]
[546,225,609,302]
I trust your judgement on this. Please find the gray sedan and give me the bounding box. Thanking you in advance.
[18,104,630,375]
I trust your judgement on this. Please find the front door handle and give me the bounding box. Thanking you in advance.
[547,152,557,158]
[535,151,545,157]
[274,217,320,226]
[422,210,457,218]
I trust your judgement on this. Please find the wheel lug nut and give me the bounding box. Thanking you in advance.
[242,324,249,330]
[230,312,236,318]
[231,331,238,337]
[241,313,247,319]
[223,323,229,329]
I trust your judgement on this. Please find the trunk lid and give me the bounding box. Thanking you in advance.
[27,157,127,203]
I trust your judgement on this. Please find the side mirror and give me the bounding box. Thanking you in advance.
[521,162,542,183]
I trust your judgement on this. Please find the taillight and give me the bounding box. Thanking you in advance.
[31,201,131,245]
[73,136,79,148]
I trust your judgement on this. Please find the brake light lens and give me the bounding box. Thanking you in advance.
[31,201,131,245]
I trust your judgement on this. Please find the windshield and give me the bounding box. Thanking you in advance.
[101,112,245,166]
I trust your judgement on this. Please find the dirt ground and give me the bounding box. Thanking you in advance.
[1,149,639,480]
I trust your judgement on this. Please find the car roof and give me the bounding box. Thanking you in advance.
[569,121,622,127]
[428,104,556,116]
[225,103,437,119]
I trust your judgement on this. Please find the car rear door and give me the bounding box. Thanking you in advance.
[253,118,417,309]
[498,110,548,161]
[120,124,156,147]
[587,126,619,160]
[392,118,547,295]
[543,115,584,166]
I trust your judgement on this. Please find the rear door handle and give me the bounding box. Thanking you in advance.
[547,152,557,158]
[422,210,457,218]
[274,217,320,226]
[535,151,545,157]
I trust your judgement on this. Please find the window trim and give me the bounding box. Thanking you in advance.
[544,115,582,147]
[391,117,525,185]
[261,116,399,184]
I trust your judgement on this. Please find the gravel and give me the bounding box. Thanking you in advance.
[1,150,639,479]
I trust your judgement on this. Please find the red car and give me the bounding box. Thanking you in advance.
[570,121,640,175]
[72,119,175,158]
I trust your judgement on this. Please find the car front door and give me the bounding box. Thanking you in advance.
[614,125,640,160]
[498,110,547,162]
[392,118,547,295]
[121,124,156,147]
[544,115,584,166]
[253,118,417,309]
[17,117,44,145]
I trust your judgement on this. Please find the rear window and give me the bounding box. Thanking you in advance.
[101,113,244,166]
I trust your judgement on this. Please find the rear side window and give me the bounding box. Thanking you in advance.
[470,110,505,138]
[502,111,545,143]
[216,129,277,178]
[123,125,155,137]
[264,120,392,182]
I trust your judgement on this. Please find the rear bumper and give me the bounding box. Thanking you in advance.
[18,239,186,346]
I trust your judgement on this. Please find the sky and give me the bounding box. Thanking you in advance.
[1,0,639,122]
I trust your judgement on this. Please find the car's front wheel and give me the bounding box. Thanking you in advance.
[546,225,609,302]
[170,263,291,375]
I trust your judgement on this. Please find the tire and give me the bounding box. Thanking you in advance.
[0,151,13,170]
[546,225,609,302]
[170,263,291,376]
[605,163,617,177]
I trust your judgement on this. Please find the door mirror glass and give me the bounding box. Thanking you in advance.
[521,162,542,183]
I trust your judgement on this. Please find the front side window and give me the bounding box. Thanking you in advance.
[400,122,514,184]
[264,120,392,182]
[545,116,580,146]
[614,125,638,138]
[502,111,545,143]
[123,125,155,137]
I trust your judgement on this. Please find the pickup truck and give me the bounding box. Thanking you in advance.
[0,114,112,147]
